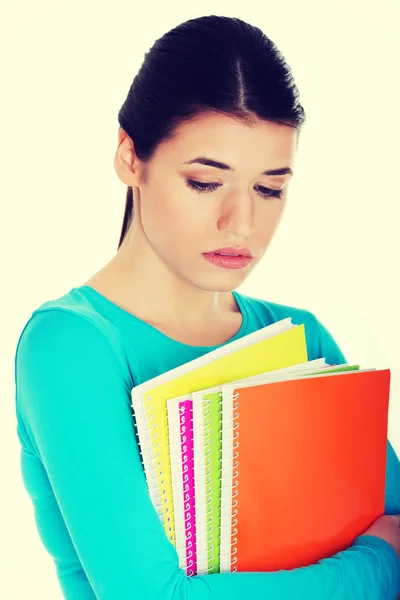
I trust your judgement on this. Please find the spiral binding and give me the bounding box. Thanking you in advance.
[169,399,217,575]
[132,391,176,545]
[230,392,240,571]
[202,398,215,574]
[179,393,240,575]
[192,394,234,575]
[178,402,197,576]
[131,393,161,511]
[132,388,240,572]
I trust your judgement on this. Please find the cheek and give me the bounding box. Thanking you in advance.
[140,198,173,250]
[256,201,286,239]
[140,189,209,254]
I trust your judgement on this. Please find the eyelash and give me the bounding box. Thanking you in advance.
[185,179,283,200]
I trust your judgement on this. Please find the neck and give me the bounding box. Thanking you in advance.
[87,226,239,332]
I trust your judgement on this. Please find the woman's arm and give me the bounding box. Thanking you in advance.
[15,310,400,600]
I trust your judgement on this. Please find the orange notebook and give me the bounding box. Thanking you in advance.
[220,369,391,572]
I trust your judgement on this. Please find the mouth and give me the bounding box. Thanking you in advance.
[201,249,254,270]
[205,247,253,258]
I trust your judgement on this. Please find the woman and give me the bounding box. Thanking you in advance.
[14,15,400,600]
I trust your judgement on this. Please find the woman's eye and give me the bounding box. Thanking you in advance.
[185,179,220,193]
[185,179,283,200]
[257,185,283,200]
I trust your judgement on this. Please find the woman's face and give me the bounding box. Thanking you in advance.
[118,112,298,293]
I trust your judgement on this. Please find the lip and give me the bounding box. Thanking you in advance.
[205,247,253,258]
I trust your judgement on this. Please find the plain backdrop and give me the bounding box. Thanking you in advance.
[1,1,399,598]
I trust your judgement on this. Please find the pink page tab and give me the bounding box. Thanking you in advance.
[179,399,197,576]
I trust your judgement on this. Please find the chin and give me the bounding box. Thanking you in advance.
[188,271,249,294]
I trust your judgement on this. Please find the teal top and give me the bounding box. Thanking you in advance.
[14,285,400,599]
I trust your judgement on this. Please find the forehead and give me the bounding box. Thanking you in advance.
[156,112,298,170]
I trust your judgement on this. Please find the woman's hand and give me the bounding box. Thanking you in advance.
[360,515,400,599]
[360,514,400,559]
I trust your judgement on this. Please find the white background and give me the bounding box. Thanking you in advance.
[1,1,399,597]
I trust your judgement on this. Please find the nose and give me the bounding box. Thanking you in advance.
[217,191,256,239]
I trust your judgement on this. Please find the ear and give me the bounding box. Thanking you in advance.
[114,130,141,187]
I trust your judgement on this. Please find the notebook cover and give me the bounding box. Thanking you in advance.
[222,369,390,572]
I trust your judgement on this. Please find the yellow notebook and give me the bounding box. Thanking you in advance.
[131,317,308,545]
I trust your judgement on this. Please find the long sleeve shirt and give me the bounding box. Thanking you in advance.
[14,284,400,599]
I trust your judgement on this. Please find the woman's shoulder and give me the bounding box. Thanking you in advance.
[15,287,127,373]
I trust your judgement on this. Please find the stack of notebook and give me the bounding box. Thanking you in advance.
[131,317,391,576]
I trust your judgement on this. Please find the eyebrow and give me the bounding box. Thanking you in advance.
[182,156,293,177]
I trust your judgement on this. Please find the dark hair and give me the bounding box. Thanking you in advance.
[117,15,306,249]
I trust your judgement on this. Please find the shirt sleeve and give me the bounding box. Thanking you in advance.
[15,309,400,600]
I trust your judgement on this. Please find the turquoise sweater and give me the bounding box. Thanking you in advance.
[14,285,400,599]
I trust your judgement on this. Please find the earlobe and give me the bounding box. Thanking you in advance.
[114,153,132,187]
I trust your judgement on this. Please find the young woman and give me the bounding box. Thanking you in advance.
[14,15,400,600]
